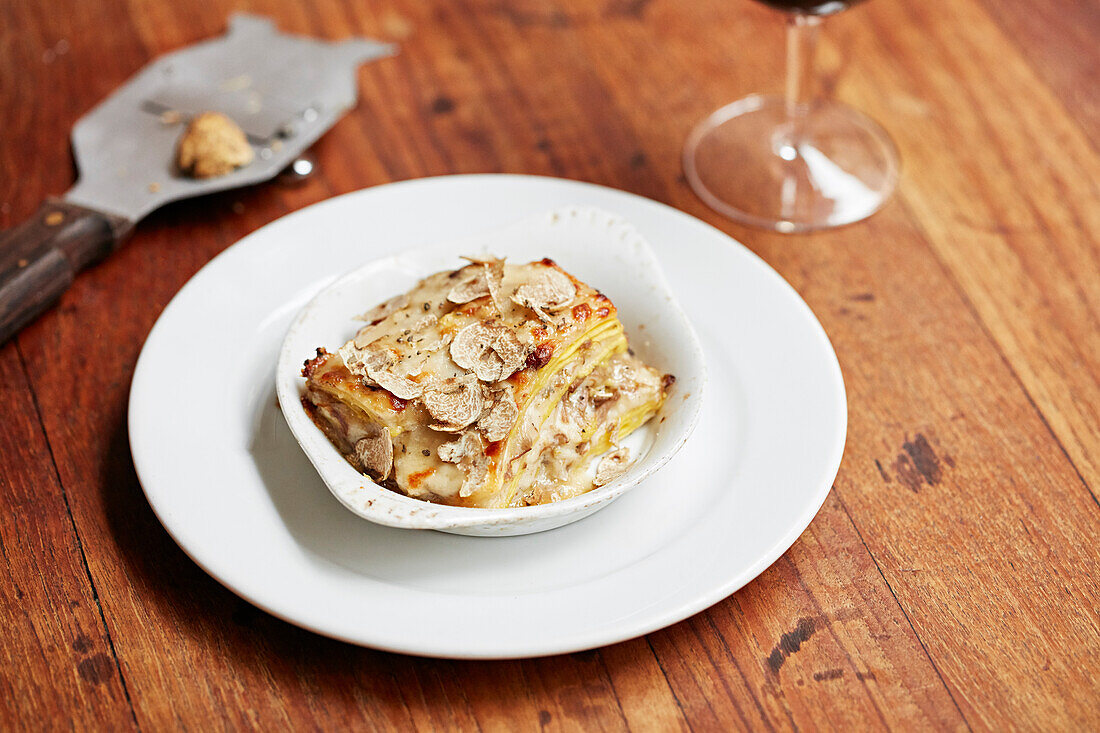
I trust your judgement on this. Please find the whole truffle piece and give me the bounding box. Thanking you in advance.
[176,111,254,178]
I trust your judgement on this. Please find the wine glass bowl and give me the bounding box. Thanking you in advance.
[684,4,898,232]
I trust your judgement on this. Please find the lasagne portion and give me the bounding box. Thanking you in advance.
[301,257,674,508]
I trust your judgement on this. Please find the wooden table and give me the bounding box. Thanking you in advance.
[2,0,1098,728]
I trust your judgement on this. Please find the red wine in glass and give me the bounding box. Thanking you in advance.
[754,0,864,15]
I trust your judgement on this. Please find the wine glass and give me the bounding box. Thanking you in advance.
[683,0,899,233]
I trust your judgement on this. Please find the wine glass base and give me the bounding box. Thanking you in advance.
[683,95,899,233]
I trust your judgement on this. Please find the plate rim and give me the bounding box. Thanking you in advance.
[128,173,847,658]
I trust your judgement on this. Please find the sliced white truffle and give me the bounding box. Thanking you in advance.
[411,313,438,332]
[368,367,423,401]
[564,385,596,427]
[338,343,377,384]
[484,259,506,313]
[352,322,386,349]
[478,386,518,442]
[356,293,410,324]
[339,344,423,400]
[437,430,482,464]
[450,322,528,383]
[460,461,489,497]
[436,431,489,497]
[447,266,490,304]
[511,266,576,320]
[490,329,527,378]
[355,428,393,481]
[457,256,507,313]
[424,374,486,430]
[594,446,631,486]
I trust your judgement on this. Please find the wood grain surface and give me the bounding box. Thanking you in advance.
[2,0,1098,728]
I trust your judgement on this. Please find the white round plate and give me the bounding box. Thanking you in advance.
[129,174,846,659]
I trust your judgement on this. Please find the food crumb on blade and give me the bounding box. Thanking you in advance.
[176,111,254,179]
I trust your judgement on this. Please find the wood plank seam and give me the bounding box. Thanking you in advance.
[894,196,1100,510]
[644,638,694,731]
[936,49,1100,347]
[975,0,1100,159]
[776,555,893,728]
[832,490,972,730]
[305,0,464,178]
[13,342,141,730]
[877,0,1100,501]
[443,662,485,733]
[595,652,633,731]
[698,611,780,728]
[686,616,763,729]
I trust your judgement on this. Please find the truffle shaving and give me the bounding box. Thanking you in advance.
[355,428,393,481]
[594,446,631,486]
[511,266,576,321]
[356,293,410,324]
[353,323,386,349]
[450,322,528,383]
[447,266,490,304]
[437,431,489,497]
[424,374,487,431]
[484,259,506,313]
[339,344,423,400]
[478,386,518,442]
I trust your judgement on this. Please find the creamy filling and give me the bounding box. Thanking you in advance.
[508,352,665,506]
[306,345,666,507]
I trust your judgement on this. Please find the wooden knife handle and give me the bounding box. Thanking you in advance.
[0,198,131,345]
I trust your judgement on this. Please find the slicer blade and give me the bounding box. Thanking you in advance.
[63,14,395,223]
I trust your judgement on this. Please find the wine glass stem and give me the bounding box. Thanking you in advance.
[785,13,822,118]
[778,14,822,219]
